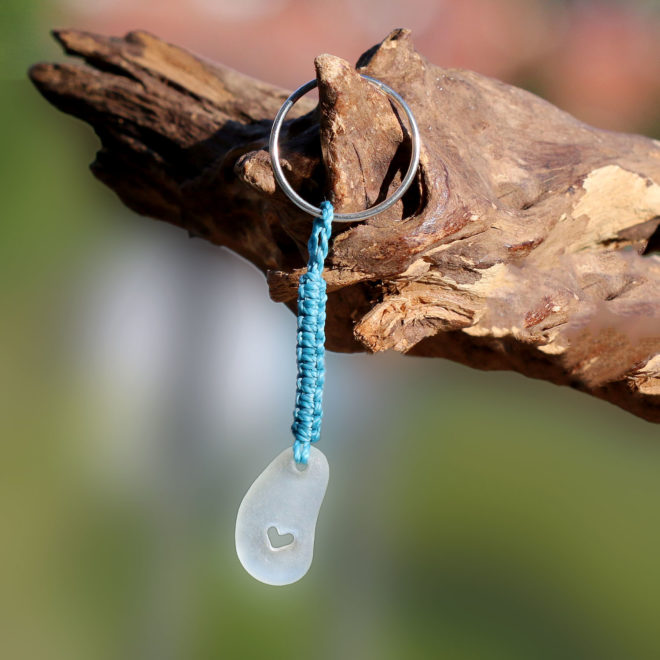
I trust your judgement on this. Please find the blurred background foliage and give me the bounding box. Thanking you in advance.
[1,1,659,659]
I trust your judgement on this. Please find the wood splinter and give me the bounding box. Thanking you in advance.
[29,28,660,422]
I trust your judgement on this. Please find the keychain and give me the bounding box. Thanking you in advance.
[235,74,421,586]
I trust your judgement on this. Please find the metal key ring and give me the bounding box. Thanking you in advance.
[269,75,421,222]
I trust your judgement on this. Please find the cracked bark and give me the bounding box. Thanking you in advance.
[29,28,660,422]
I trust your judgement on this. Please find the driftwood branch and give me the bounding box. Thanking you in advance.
[29,29,660,422]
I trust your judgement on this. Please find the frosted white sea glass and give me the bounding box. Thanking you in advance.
[235,446,329,586]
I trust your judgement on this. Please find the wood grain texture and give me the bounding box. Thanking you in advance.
[29,28,660,422]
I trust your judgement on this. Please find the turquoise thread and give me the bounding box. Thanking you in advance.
[292,201,334,464]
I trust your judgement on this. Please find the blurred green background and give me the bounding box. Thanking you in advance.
[2,1,659,659]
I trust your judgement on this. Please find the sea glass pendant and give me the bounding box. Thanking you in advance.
[235,446,329,586]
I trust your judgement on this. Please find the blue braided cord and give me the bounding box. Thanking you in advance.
[292,201,333,464]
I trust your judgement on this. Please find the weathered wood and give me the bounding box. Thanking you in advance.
[29,28,660,422]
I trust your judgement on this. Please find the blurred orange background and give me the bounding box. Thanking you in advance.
[1,1,659,659]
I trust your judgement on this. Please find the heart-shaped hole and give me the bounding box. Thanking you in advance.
[267,526,294,549]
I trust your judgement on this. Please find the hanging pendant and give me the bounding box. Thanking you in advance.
[235,446,329,586]
[233,73,419,585]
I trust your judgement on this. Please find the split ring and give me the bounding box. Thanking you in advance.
[269,75,420,222]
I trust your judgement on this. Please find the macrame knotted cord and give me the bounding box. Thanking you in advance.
[291,200,334,464]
